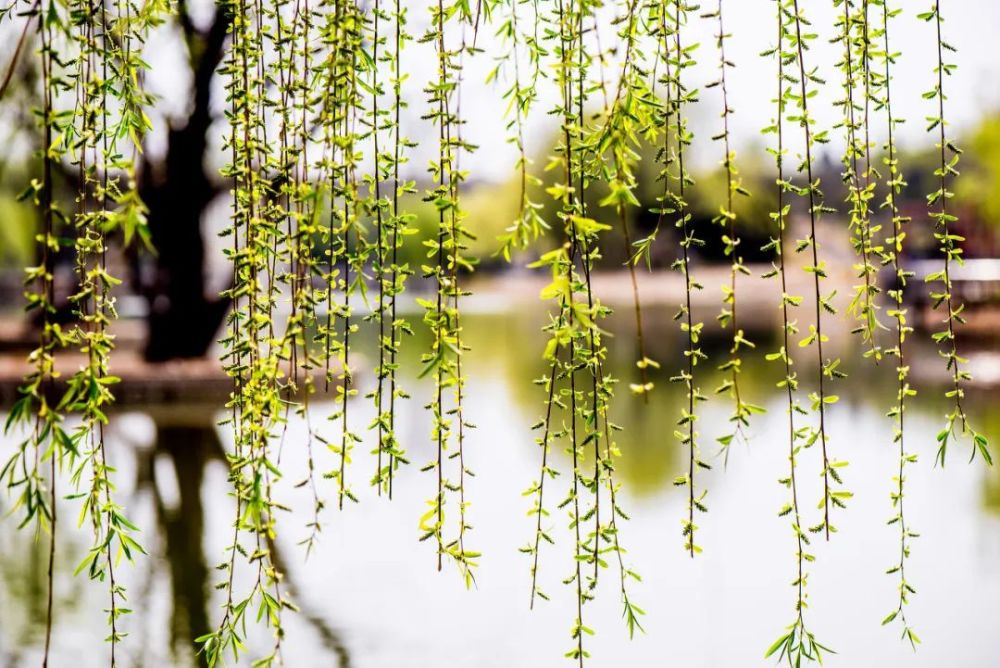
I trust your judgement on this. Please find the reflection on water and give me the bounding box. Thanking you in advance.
[153,418,212,662]
[0,303,998,667]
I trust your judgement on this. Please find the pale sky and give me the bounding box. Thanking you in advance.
[122,0,1000,184]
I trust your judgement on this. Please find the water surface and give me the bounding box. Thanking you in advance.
[1,302,998,667]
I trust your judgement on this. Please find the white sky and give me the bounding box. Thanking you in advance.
[90,0,1000,184]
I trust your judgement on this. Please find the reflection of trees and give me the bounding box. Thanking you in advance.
[975,407,1000,514]
[445,306,786,495]
[0,3,234,360]
[1,387,351,666]
[2,304,996,665]
[134,408,353,667]
[407,305,994,499]
[0,521,50,666]
[139,408,216,666]
[267,534,353,668]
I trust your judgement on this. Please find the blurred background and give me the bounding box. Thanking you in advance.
[0,0,999,666]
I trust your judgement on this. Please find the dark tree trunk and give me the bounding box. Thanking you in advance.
[138,5,232,362]
[155,419,214,666]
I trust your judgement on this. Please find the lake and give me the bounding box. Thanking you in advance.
[1,294,998,667]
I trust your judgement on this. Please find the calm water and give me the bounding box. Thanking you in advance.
[1,299,998,667]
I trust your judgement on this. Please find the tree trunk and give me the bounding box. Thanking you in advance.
[138,5,232,362]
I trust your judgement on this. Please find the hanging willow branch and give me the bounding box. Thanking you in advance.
[368,0,413,498]
[588,0,646,637]
[665,0,707,558]
[554,0,592,657]
[837,0,882,361]
[331,0,364,512]
[787,0,849,541]
[495,0,546,257]
[505,0,559,610]
[872,0,919,648]
[596,0,655,401]
[1,0,997,666]
[1,5,64,665]
[205,0,292,662]
[762,3,830,663]
[288,0,325,555]
[705,0,763,463]
[385,0,415,498]
[63,0,149,660]
[920,1,992,467]
[2,0,159,664]
[418,0,479,583]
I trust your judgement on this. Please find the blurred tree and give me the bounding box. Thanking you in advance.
[135,1,232,361]
[475,124,781,269]
[0,1,230,360]
[896,113,1000,259]
[959,114,1000,226]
